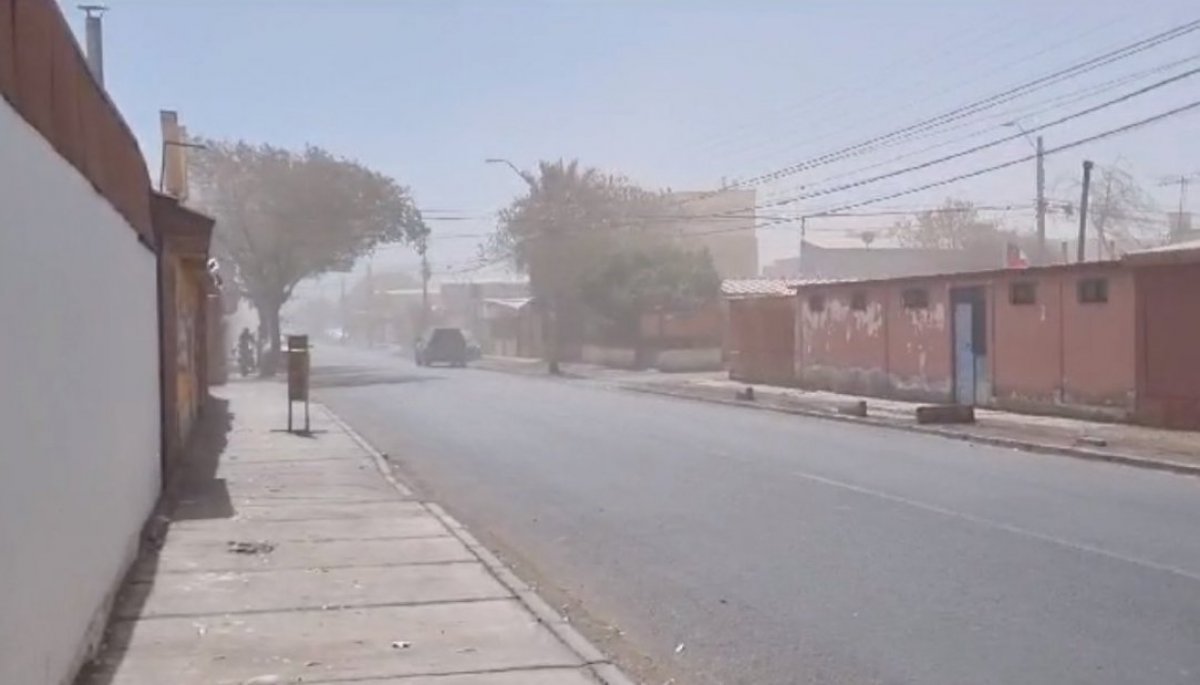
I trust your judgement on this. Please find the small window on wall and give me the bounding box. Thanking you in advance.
[1009,281,1037,305]
[851,291,868,311]
[901,288,929,309]
[1078,278,1109,304]
[808,294,826,313]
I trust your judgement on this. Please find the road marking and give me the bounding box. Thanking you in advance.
[788,469,1200,584]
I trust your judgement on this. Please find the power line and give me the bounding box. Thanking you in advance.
[689,4,1111,160]
[817,98,1200,215]
[735,18,1200,188]
[749,65,1200,211]
[658,60,1200,225]
[426,100,1198,258]
[700,10,1143,180]
[659,19,1200,221]
[773,52,1200,195]
[630,100,1200,242]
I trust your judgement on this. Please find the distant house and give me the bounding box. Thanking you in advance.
[764,241,998,280]
[481,297,541,358]
[661,189,759,279]
[725,239,1200,429]
[440,280,530,345]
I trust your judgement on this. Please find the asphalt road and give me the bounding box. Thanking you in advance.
[314,345,1200,685]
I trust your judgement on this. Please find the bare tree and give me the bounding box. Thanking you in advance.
[891,198,1039,266]
[892,199,1003,251]
[191,140,428,374]
[1084,164,1162,257]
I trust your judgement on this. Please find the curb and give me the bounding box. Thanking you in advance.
[320,404,637,685]
[622,384,1200,478]
[473,360,589,381]
[322,405,414,498]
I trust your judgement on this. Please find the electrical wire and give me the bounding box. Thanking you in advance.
[769,52,1200,196]
[736,18,1200,188]
[745,66,1200,211]
[690,3,1103,160]
[701,13,1148,184]
[817,98,1200,215]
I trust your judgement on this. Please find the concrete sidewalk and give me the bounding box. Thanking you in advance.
[474,355,1200,475]
[80,382,631,685]
[623,374,1200,475]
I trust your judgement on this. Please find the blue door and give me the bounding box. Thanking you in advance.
[954,301,976,405]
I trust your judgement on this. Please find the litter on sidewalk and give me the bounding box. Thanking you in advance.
[79,381,623,685]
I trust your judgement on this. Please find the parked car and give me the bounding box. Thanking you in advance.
[415,327,470,367]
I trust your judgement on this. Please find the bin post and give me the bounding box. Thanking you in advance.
[286,335,310,433]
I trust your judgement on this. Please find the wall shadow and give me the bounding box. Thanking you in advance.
[75,394,233,685]
[171,395,235,522]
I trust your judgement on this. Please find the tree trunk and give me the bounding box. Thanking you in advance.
[259,300,283,377]
[546,293,563,375]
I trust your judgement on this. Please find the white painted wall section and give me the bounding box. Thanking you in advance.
[0,99,161,685]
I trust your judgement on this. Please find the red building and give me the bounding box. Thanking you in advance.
[727,242,1200,429]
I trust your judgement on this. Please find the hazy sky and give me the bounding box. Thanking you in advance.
[65,0,1200,283]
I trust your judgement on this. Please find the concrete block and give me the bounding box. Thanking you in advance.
[915,404,976,424]
[837,400,868,417]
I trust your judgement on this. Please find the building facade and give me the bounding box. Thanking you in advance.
[726,247,1200,429]
[1,3,214,682]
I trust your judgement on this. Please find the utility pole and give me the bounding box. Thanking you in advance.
[78,5,107,86]
[1005,122,1046,262]
[798,216,807,274]
[418,238,431,333]
[1035,136,1046,262]
[1159,173,1198,238]
[1077,160,1094,263]
[365,259,375,347]
[339,275,347,343]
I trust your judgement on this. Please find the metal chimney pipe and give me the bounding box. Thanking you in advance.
[79,5,107,86]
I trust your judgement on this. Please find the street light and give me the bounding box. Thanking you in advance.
[484,158,534,188]
[1003,120,1037,150]
[483,158,562,374]
[1004,121,1046,260]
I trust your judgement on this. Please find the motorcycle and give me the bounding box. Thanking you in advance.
[237,342,255,377]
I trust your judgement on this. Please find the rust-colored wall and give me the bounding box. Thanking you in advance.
[0,1,14,98]
[2,0,152,242]
[991,272,1065,403]
[728,296,794,384]
[798,286,890,396]
[639,304,722,345]
[769,263,1138,416]
[1136,263,1200,428]
[1062,268,1135,406]
[883,281,952,401]
[793,278,952,402]
[989,266,1134,414]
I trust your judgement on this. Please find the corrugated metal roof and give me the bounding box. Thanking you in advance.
[1127,238,1200,255]
[483,297,535,310]
[1123,238,1200,266]
[722,278,823,297]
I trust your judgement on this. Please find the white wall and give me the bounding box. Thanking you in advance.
[654,347,723,373]
[0,100,161,684]
[581,345,638,369]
